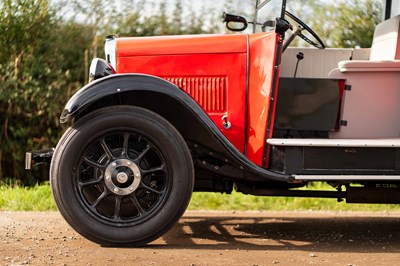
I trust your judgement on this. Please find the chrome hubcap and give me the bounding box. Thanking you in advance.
[116,172,129,183]
[104,158,141,195]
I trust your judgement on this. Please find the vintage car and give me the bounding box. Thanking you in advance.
[26,0,400,246]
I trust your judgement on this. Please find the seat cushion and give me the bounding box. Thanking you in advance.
[369,15,400,60]
[338,60,400,72]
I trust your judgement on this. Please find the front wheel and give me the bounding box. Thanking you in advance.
[50,106,194,246]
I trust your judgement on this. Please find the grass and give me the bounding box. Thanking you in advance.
[189,190,400,212]
[1,182,400,212]
[189,182,400,212]
[0,182,56,211]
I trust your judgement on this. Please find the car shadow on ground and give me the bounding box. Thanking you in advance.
[153,214,400,252]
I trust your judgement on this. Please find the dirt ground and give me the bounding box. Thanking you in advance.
[1,211,400,266]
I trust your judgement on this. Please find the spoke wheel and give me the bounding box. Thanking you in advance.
[50,106,194,246]
[77,132,169,225]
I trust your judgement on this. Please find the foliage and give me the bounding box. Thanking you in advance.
[294,0,383,48]
[80,0,219,37]
[0,0,222,184]
[0,0,84,183]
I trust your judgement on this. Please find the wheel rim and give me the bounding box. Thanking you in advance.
[74,131,170,226]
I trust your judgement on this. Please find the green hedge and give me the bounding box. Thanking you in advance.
[0,0,219,185]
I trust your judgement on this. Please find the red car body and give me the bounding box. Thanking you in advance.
[116,33,278,165]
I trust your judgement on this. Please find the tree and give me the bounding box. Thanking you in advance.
[292,0,383,48]
[332,0,382,48]
[0,0,92,183]
[0,0,224,184]
[110,0,220,37]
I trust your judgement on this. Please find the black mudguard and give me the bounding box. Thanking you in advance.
[60,74,292,183]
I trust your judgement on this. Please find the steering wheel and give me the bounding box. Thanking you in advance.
[284,11,325,50]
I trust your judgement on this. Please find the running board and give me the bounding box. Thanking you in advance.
[294,175,400,181]
[267,138,400,147]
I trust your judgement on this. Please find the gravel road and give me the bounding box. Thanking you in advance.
[1,211,400,265]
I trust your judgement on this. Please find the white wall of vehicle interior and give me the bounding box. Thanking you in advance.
[280,15,400,140]
[280,48,370,78]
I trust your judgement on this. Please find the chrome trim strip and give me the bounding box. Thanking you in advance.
[105,38,117,70]
[267,138,400,147]
[294,175,400,181]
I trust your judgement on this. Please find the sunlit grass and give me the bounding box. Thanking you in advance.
[1,182,400,212]
[188,190,400,211]
[0,182,56,211]
[188,182,400,212]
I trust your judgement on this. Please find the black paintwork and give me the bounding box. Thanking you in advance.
[262,24,285,167]
[60,74,292,183]
[347,186,400,204]
[385,0,393,20]
[270,145,400,175]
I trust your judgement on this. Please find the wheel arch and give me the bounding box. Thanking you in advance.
[62,74,224,156]
[61,74,292,183]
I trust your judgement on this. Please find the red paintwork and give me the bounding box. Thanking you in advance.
[116,34,248,153]
[246,33,278,166]
[335,79,346,130]
[115,32,279,166]
[164,76,228,113]
[117,34,247,56]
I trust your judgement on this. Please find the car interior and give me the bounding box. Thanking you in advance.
[278,15,400,141]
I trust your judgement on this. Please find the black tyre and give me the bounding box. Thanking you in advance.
[50,106,194,246]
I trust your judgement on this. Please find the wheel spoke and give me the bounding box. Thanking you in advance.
[140,182,162,195]
[130,195,145,215]
[83,156,105,170]
[141,164,165,175]
[113,196,122,219]
[92,189,108,208]
[79,177,103,188]
[100,138,114,160]
[121,133,130,157]
[135,145,151,162]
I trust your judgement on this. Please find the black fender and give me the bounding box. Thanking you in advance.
[60,74,292,183]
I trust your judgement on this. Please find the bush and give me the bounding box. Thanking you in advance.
[0,1,93,184]
[0,0,221,185]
